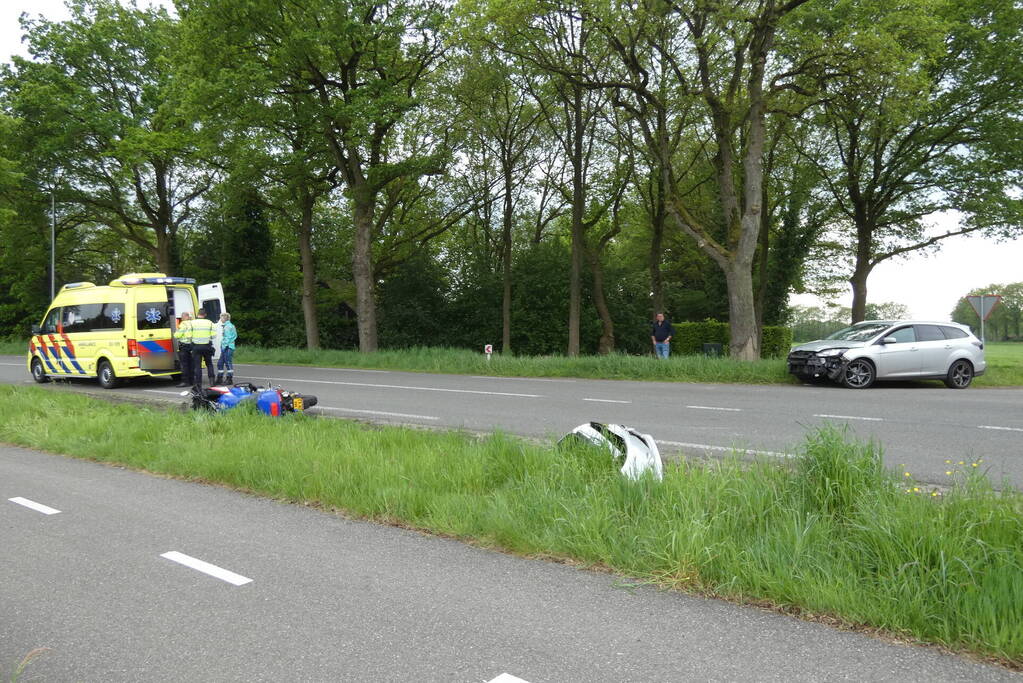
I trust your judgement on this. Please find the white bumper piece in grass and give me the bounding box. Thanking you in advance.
[559,422,664,481]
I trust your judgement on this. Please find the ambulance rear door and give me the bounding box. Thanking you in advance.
[133,288,176,372]
[198,282,226,359]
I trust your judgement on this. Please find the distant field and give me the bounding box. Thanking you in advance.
[2,339,1020,386]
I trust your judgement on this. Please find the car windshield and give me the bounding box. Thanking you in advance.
[825,322,892,342]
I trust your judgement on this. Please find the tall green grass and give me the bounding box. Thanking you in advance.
[238,345,793,383]
[1,384,1020,665]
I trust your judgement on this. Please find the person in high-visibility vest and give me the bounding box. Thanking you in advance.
[174,311,193,387]
[188,308,217,390]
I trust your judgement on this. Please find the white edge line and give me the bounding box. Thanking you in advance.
[0,362,24,366]
[8,497,61,515]
[319,406,439,421]
[686,405,742,412]
[979,425,1023,432]
[814,414,883,422]
[143,389,186,395]
[582,398,632,404]
[160,551,252,586]
[488,675,531,683]
[658,440,794,459]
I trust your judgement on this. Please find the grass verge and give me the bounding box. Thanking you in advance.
[1,384,1021,666]
[3,340,1021,385]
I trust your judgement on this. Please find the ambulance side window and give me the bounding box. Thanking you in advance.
[95,303,125,331]
[136,302,170,330]
[62,304,104,333]
[42,309,61,334]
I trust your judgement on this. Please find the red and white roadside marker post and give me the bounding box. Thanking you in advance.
[484,344,493,362]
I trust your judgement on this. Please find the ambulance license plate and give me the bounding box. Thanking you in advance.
[293,397,304,411]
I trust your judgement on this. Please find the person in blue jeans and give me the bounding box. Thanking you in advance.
[216,312,238,384]
[651,312,674,359]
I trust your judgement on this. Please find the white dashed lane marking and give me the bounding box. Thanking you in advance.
[687,405,741,412]
[658,440,793,459]
[234,364,389,374]
[256,377,542,398]
[488,675,531,683]
[160,551,252,586]
[582,398,632,404]
[471,376,573,382]
[8,497,61,515]
[814,414,883,422]
[979,425,1023,432]
[318,406,439,421]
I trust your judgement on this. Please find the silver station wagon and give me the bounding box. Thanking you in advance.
[787,321,986,389]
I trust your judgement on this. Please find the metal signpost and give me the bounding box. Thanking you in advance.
[965,294,1002,343]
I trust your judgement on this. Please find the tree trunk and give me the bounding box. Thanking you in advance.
[850,221,873,323]
[649,167,666,316]
[724,260,759,360]
[352,188,378,352]
[155,233,173,275]
[754,182,770,340]
[501,162,513,354]
[298,191,321,350]
[567,83,584,357]
[586,246,614,354]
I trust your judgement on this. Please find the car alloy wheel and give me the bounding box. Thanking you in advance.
[944,359,974,389]
[843,359,875,389]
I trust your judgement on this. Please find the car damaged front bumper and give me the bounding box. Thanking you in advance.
[787,352,848,381]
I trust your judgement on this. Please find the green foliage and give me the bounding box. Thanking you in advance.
[4,386,1023,664]
[378,251,453,349]
[672,322,730,355]
[952,283,1023,341]
[760,326,794,358]
[1,0,209,272]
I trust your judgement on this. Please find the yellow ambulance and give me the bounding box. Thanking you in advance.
[27,273,226,388]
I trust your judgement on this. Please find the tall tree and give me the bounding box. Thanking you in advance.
[452,54,540,353]
[804,0,1023,322]
[483,0,814,359]
[2,0,210,274]
[179,0,449,352]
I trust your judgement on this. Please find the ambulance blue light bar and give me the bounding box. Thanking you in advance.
[119,277,196,285]
[62,282,95,289]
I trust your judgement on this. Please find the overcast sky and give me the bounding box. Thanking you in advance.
[4,0,1022,322]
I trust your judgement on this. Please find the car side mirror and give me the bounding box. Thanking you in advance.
[881,336,897,345]
[31,324,42,335]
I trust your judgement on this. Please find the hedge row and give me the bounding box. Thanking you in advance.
[672,322,793,358]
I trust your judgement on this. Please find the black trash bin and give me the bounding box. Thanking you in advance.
[702,343,723,356]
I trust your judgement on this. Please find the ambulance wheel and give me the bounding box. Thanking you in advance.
[31,357,49,383]
[97,360,119,389]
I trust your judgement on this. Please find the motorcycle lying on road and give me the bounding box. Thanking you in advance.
[183,382,318,416]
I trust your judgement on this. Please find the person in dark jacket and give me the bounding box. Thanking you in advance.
[651,312,675,359]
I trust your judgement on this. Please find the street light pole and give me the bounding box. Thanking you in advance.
[50,187,55,299]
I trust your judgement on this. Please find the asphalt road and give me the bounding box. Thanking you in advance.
[2,355,1022,488]
[2,444,1017,681]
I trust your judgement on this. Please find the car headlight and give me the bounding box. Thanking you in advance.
[816,348,846,358]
